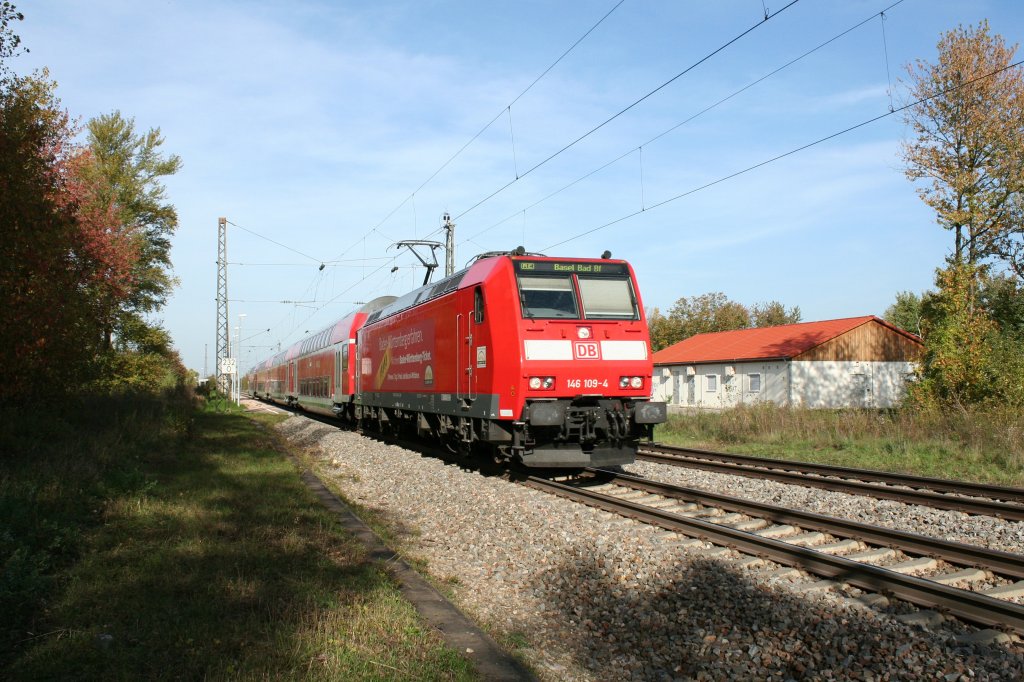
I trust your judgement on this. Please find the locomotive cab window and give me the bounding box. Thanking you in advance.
[517,276,579,319]
[473,286,485,324]
[578,276,638,320]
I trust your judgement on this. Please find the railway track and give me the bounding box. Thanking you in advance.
[522,469,1024,635]
[639,444,1024,521]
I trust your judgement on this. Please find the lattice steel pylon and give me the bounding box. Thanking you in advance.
[215,217,230,395]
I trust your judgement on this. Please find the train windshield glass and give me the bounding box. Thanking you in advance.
[578,276,638,320]
[517,275,579,318]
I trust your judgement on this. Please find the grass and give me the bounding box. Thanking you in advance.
[655,403,1024,486]
[2,393,476,680]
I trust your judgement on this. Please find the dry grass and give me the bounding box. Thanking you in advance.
[657,403,1024,486]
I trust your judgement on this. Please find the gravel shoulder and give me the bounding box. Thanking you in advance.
[279,415,1024,681]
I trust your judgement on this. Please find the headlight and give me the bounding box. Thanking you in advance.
[577,326,592,339]
[619,377,630,388]
[543,377,554,389]
[529,376,555,390]
[630,376,644,389]
[529,377,542,390]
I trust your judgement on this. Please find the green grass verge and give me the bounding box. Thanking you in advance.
[655,403,1024,486]
[2,396,475,680]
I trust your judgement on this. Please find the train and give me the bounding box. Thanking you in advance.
[247,249,667,468]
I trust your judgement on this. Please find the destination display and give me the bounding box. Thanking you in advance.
[514,260,629,275]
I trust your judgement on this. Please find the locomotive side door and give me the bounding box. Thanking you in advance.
[457,287,486,401]
[457,311,473,400]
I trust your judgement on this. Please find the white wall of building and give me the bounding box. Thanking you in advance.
[654,361,788,409]
[790,360,916,409]
[654,360,916,410]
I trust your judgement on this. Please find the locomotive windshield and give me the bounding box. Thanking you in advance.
[516,265,639,320]
[578,276,638,319]
[518,276,579,318]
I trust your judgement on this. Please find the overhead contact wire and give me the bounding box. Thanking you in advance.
[226,220,321,264]
[454,0,802,222]
[463,0,906,246]
[325,0,629,265]
[542,58,1024,251]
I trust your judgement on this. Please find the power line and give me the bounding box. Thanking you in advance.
[462,0,907,247]
[454,0,802,222]
[244,2,633,348]
[226,220,322,264]
[323,0,630,265]
[228,257,392,267]
[542,58,1024,251]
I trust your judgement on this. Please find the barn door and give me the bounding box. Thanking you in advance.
[850,364,873,408]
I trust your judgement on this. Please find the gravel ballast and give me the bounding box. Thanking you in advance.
[278,415,1024,681]
[624,460,1024,556]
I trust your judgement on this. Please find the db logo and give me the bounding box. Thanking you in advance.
[573,341,601,359]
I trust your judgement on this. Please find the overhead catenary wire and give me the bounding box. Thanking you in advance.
[228,257,392,267]
[453,0,802,222]
[541,58,1024,251]
[461,0,907,247]
[282,1,633,341]
[225,220,322,265]
[322,0,630,266]
[880,11,896,111]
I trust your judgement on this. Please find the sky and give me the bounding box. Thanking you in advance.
[13,0,1024,377]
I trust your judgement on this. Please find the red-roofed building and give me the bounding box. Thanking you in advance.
[651,316,923,409]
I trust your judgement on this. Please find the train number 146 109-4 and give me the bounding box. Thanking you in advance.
[566,378,608,389]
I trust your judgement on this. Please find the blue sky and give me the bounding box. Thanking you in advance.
[14,0,1024,376]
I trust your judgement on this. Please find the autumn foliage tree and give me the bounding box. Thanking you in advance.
[81,113,182,350]
[901,21,1024,276]
[0,72,140,399]
[74,112,184,389]
[899,22,1024,410]
[1,8,183,399]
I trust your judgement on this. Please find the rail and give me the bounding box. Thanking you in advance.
[639,444,1024,521]
[523,472,1024,634]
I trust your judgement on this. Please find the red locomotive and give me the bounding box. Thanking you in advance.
[249,249,666,467]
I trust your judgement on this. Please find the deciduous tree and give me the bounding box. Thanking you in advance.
[646,307,683,352]
[912,264,1000,409]
[750,300,802,328]
[0,1,24,77]
[81,111,182,350]
[884,291,925,336]
[901,21,1024,276]
[0,72,135,398]
[669,292,751,339]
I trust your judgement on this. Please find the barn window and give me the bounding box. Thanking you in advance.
[749,373,761,392]
[706,374,718,392]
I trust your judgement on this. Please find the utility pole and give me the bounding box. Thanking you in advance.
[216,217,230,397]
[443,212,455,276]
